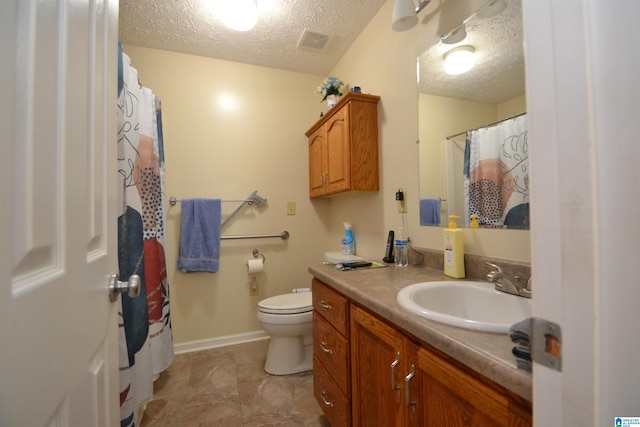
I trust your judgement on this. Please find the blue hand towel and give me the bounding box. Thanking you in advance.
[420,198,441,226]
[177,198,221,273]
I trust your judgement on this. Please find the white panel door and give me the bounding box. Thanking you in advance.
[524,0,640,425]
[0,0,120,426]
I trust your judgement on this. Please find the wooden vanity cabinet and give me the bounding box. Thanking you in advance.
[416,347,532,426]
[351,305,421,427]
[305,92,380,198]
[312,279,351,426]
[312,279,532,426]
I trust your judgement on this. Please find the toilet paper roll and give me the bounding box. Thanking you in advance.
[247,258,264,274]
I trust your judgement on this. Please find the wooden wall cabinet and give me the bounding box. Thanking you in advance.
[312,278,532,426]
[305,92,380,198]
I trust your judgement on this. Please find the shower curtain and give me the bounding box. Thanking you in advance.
[117,43,174,427]
[464,115,529,228]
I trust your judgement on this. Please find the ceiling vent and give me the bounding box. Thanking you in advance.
[297,29,332,51]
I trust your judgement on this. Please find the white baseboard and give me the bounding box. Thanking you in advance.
[173,330,269,355]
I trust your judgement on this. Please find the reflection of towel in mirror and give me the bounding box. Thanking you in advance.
[420,198,441,226]
[177,198,221,273]
[509,318,532,372]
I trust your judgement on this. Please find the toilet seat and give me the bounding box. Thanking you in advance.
[258,293,312,315]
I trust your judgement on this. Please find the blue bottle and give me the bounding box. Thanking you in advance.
[341,222,355,255]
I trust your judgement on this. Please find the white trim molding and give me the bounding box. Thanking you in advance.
[173,330,269,355]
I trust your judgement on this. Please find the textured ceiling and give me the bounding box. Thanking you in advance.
[119,0,387,76]
[418,0,525,104]
[120,0,524,104]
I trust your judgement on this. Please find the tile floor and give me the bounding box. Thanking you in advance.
[140,340,330,426]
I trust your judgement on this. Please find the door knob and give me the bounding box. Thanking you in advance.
[109,274,141,302]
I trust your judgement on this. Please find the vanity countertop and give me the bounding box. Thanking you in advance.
[308,262,532,402]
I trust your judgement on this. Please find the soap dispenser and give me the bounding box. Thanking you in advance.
[443,215,465,278]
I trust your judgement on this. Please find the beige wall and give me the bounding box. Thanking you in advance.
[123,0,530,347]
[124,45,329,345]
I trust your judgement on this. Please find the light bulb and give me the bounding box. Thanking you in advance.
[444,46,475,75]
[221,0,257,31]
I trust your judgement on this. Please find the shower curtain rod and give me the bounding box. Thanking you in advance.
[445,111,527,140]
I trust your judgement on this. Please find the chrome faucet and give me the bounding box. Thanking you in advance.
[485,262,532,298]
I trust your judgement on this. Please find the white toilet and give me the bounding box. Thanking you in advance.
[257,292,313,375]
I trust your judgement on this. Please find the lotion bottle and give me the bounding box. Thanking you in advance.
[443,215,465,278]
[341,222,355,255]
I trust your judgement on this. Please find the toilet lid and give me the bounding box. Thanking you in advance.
[258,292,313,314]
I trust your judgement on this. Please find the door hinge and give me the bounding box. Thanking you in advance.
[531,317,562,372]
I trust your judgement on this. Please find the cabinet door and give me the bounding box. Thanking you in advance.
[417,348,511,427]
[325,107,350,194]
[308,128,326,197]
[351,306,406,426]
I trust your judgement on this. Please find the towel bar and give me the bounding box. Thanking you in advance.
[169,190,268,230]
[221,231,289,240]
[169,196,257,206]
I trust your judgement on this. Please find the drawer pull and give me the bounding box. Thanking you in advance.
[319,300,333,310]
[405,364,416,411]
[321,390,335,408]
[320,342,333,354]
[390,351,401,392]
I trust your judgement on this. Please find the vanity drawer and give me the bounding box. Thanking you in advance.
[313,313,350,396]
[312,279,349,337]
[314,355,351,426]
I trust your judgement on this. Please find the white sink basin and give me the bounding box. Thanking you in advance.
[396,281,532,333]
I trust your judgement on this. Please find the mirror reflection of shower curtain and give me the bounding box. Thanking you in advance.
[444,138,466,226]
[463,115,529,229]
[117,43,174,427]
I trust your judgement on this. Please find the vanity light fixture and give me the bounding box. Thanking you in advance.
[392,0,431,32]
[444,45,475,75]
[476,0,507,18]
[441,24,467,44]
[221,0,258,31]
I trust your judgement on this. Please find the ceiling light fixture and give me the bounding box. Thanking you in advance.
[444,45,475,75]
[221,0,258,32]
[391,0,431,32]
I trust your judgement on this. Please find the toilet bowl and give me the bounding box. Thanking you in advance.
[257,292,313,375]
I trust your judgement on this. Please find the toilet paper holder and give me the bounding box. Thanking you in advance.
[252,249,266,263]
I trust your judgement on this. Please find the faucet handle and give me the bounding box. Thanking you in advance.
[519,277,533,298]
[485,262,503,273]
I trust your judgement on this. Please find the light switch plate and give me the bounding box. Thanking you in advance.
[287,201,296,215]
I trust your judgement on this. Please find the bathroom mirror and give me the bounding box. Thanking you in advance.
[418,0,528,229]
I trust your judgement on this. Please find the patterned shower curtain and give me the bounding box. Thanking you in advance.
[463,114,529,228]
[117,43,174,427]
